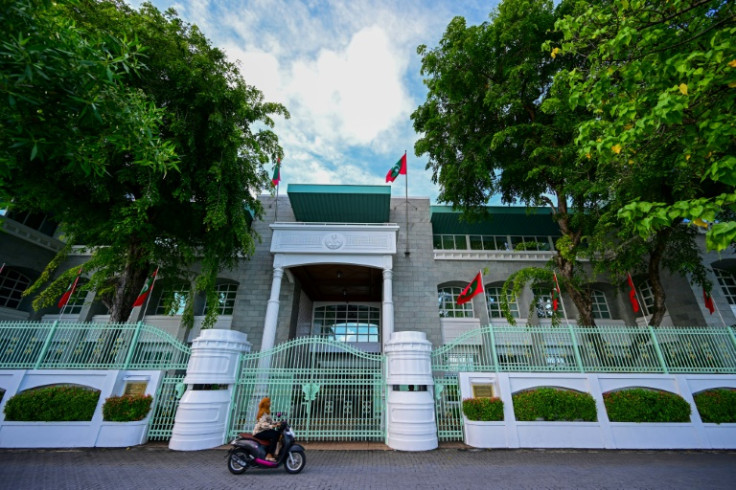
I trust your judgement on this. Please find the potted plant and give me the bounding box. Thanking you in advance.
[96,394,154,447]
[603,388,697,448]
[512,387,602,448]
[693,388,736,448]
[462,397,506,448]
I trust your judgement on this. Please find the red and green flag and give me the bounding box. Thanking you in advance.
[272,159,281,187]
[552,272,561,312]
[133,267,159,307]
[626,273,640,313]
[703,289,715,315]
[385,152,407,183]
[457,271,484,305]
[58,267,82,308]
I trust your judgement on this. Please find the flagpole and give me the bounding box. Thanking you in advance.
[404,150,409,256]
[140,267,159,320]
[275,180,279,223]
[712,293,727,328]
[480,269,491,322]
[629,273,649,327]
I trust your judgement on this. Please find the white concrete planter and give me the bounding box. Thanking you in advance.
[95,420,149,447]
[515,421,604,448]
[0,422,97,448]
[609,423,702,449]
[463,420,507,448]
[702,424,736,449]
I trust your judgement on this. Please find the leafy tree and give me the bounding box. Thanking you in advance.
[2,0,289,325]
[555,0,736,252]
[412,0,604,326]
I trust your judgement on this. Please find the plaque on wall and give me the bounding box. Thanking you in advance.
[124,381,148,397]
[472,384,494,398]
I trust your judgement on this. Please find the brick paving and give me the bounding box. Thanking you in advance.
[1,443,735,490]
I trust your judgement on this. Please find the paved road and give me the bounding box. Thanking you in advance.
[1,446,735,490]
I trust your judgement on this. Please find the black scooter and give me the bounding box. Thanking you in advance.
[227,420,306,474]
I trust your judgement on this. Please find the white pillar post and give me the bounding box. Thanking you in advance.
[382,268,395,347]
[384,331,438,451]
[260,266,284,353]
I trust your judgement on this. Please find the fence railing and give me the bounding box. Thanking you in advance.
[432,324,736,374]
[0,321,190,370]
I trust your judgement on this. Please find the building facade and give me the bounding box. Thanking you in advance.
[2,184,735,353]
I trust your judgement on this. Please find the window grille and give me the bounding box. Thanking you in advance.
[438,286,474,318]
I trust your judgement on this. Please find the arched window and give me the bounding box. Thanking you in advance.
[591,290,611,319]
[637,280,655,316]
[0,268,31,309]
[713,268,736,305]
[486,286,519,319]
[61,279,88,315]
[531,287,555,318]
[155,284,190,315]
[312,304,380,343]
[437,286,474,318]
[205,282,238,315]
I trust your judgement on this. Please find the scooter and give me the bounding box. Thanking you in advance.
[227,420,306,475]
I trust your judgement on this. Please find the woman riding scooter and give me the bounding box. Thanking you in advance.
[252,397,282,461]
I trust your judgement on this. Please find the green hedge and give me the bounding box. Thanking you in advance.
[3,385,100,421]
[462,397,504,421]
[693,389,736,424]
[604,388,691,422]
[513,387,597,421]
[102,394,154,422]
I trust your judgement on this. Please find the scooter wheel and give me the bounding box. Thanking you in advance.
[284,449,306,474]
[228,449,250,474]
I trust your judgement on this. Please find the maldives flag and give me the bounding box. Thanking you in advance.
[457,271,484,305]
[552,272,561,312]
[626,273,640,313]
[58,267,82,308]
[703,289,715,315]
[385,153,407,183]
[133,267,158,307]
[272,159,281,187]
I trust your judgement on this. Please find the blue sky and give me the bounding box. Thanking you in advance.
[127,0,501,203]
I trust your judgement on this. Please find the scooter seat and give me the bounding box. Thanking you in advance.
[238,433,272,446]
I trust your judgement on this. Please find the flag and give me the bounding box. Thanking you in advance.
[385,152,407,183]
[552,272,561,312]
[133,267,158,307]
[703,289,715,315]
[58,267,82,309]
[272,159,281,187]
[626,273,640,313]
[457,271,484,305]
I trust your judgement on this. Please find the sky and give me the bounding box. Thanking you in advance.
[127,0,501,203]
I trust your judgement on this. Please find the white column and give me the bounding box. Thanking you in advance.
[382,268,395,346]
[260,266,284,353]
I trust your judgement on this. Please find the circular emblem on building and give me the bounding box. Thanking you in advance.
[323,233,345,250]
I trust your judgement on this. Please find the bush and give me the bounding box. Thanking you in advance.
[102,394,154,422]
[462,397,504,421]
[513,387,597,421]
[3,385,100,421]
[693,389,736,424]
[604,388,691,422]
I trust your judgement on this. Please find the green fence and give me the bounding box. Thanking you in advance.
[0,321,191,370]
[147,373,186,441]
[228,336,385,442]
[431,324,736,441]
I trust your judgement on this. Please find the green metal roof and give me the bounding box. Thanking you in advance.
[430,206,561,235]
[287,184,392,223]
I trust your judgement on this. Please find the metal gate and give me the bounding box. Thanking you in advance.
[228,337,385,442]
[147,372,186,441]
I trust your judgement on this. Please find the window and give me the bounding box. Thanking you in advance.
[0,268,31,309]
[532,287,555,318]
[155,285,190,315]
[433,234,467,250]
[438,286,474,318]
[312,304,380,343]
[510,236,552,251]
[486,287,520,319]
[591,290,611,319]
[205,282,237,315]
[61,280,88,315]
[714,268,736,305]
[469,235,506,251]
[637,280,655,316]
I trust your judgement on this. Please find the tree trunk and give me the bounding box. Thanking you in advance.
[647,227,672,327]
[107,240,150,323]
